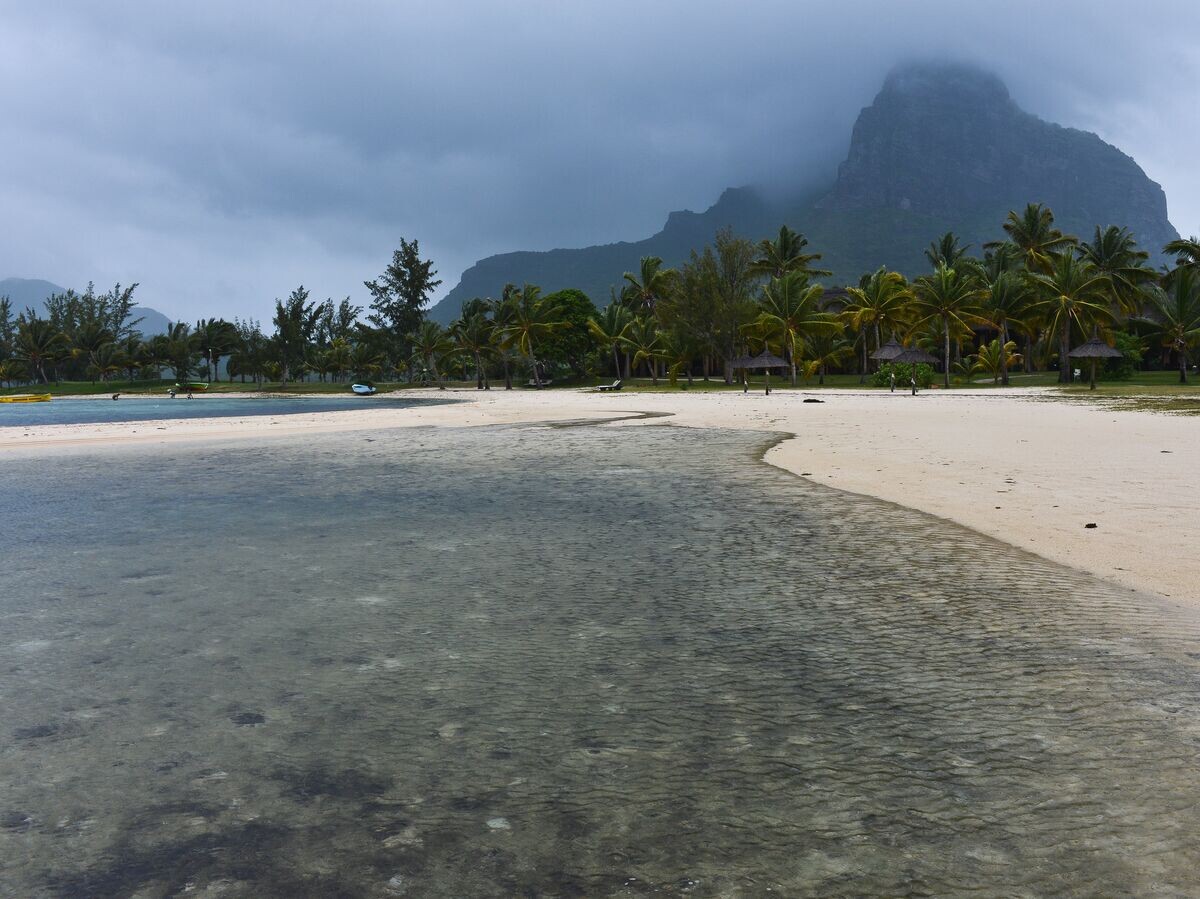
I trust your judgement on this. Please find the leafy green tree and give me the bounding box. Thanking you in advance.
[909,264,988,388]
[273,286,319,386]
[539,289,597,379]
[587,302,634,380]
[1138,267,1200,383]
[749,225,830,279]
[365,238,441,340]
[1028,253,1115,383]
[755,272,840,385]
[0,297,14,361]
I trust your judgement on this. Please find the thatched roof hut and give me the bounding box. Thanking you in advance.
[871,337,905,362]
[1069,337,1124,389]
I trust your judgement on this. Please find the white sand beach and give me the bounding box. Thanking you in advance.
[3,388,1196,603]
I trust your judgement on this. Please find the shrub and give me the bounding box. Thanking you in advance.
[871,362,934,389]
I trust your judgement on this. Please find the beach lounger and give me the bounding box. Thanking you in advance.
[596,379,623,392]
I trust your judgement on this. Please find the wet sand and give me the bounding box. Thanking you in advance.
[2,387,1197,602]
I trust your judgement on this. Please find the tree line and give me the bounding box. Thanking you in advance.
[2,207,1198,388]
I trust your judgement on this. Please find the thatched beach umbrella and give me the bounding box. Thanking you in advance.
[889,345,939,394]
[870,336,905,363]
[1068,337,1123,390]
[730,349,789,395]
[891,346,939,366]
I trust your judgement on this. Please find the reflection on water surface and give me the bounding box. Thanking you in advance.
[2,424,1199,897]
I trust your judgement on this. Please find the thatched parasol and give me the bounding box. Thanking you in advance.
[891,346,939,366]
[730,349,789,395]
[870,336,905,362]
[1068,337,1123,390]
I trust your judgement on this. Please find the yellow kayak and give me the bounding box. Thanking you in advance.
[0,394,52,403]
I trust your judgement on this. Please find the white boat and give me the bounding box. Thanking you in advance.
[351,384,376,395]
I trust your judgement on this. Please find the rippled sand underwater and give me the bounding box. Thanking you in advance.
[3,423,1200,897]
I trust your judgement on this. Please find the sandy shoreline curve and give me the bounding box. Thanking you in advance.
[3,388,1196,603]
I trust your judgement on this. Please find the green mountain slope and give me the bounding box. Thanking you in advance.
[429,63,1178,324]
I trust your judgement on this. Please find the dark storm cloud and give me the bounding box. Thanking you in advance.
[1,1,1196,320]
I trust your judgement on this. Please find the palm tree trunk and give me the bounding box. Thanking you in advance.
[1000,321,1010,386]
[1180,346,1188,384]
[623,352,631,380]
[528,337,541,388]
[611,345,620,379]
[1059,321,1072,384]
[859,334,867,384]
[943,315,951,388]
[503,358,512,390]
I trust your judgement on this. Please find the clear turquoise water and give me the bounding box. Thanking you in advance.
[2,423,1200,897]
[0,394,450,427]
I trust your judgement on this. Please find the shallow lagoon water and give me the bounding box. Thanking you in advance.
[0,393,449,427]
[2,422,1200,897]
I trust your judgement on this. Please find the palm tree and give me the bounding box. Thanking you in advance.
[617,316,664,384]
[89,341,124,382]
[756,272,840,385]
[989,203,1076,273]
[1028,253,1115,383]
[801,332,854,385]
[349,342,385,383]
[195,318,238,383]
[1164,236,1200,273]
[1077,225,1154,315]
[909,264,988,388]
[841,267,912,378]
[450,312,495,389]
[924,232,970,269]
[498,284,567,388]
[970,339,1023,384]
[408,320,454,383]
[587,302,633,379]
[622,257,676,314]
[658,324,699,387]
[980,270,1036,386]
[1137,267,1200,383]
[71,320,114,382]
[13,318,66,384]
[749,225,831,279]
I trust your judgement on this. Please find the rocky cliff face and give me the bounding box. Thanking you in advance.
[429,63,1179,323]
[818,63,1176,251]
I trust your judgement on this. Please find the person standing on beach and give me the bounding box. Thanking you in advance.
[889,371,896,392]
[910,375,918,396]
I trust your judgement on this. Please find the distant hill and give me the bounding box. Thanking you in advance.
[0,277,173,336]
[429,62,1179,324]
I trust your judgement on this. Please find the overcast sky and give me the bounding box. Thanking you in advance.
[2,1,1197,322]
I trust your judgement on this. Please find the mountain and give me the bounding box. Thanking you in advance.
[428,62,1178,324]
[0,277,173,336]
